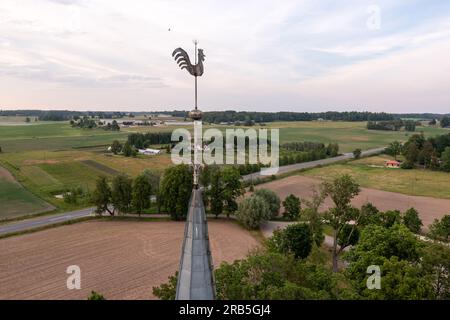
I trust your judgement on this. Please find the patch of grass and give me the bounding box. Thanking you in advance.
[0,216,95,239]
[302,156,450,199]
[0,178,54,220]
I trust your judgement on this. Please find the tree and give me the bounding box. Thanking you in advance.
[403,142,419,168]
[418,140,434,168]
[91,176,113,215]
[428,215,450,242]
[142,169,161,213]
[0,146,2,153]
[301,186,326,246]
[111,120,120,131]
[323,174,361,272]
[122,141,135,157]
[353,148,362,159]
[282,194,301,220]
[345,224,426,298]
[25,117,31,123]
[387,141,402,160]
[111,174,132,214]
[207,166,224,218]
[268,223,313,259]
[87,291,106,300]
[253,188,281,218]
[160,164,193,220]
[359,202,381,226]
[441,147,450,172]
[380,210,402,228]
[337,223,359,248]
[402,207,423,234]
[132,174,152,216]
[421,243,450,299]
[221,166,244,218]
[110,140,122,154]
[152,272,178,300]
[214,250,338,300]
[236,195,271,230]
[441,116,450,128]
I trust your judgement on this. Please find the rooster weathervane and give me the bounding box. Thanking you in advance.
[172,40,205,120]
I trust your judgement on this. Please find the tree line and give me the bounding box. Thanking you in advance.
[202,111,395,124]
[127,132,173,149]
[367,120,417,131]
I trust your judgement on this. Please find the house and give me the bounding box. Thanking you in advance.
[138,148,161,155]
[385,160,401,168]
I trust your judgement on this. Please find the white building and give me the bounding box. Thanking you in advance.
[138,148,161,155]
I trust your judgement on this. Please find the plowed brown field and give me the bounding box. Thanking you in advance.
[0,219,259,300]
[254,175,450,229]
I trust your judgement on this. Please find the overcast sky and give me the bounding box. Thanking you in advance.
[1,0,450,113]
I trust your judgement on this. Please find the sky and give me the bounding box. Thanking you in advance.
[0,0,450,113]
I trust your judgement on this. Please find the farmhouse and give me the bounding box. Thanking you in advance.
[138,148,161,155]
[385,160,401,168]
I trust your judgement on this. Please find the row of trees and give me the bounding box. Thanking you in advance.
[387,133,450,170]
[279,143,339,167]
[91,164,197,221]
[70,117,120,131]
[367,120,417,131]
[127,132,173,149]
[202,111,395,124]
[91,172,156,216]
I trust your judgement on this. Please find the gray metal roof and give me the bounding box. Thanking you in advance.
[175,189,215,300]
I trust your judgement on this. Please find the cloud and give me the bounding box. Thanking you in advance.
[0,0,449,112]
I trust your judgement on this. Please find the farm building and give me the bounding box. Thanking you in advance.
[385,160,401,168]
[138,148,161,155]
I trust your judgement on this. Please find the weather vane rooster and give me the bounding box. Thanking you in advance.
[172,47,205,77]
[172,41,205,119]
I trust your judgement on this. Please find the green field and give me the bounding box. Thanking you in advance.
[302,155,450,199]
[267,121,449,153]
[0,119,448,219]
[0,172,54,220]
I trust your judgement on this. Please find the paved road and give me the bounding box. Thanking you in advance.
[243,147,386,181]
[0,207,95,236]
[0,147,385,237]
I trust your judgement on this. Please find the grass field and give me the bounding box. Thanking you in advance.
[265,121,449,153]
[302,155,450,200]
[0,166,54,220]
[0,120,448,218]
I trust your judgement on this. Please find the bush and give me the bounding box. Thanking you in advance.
[353,149,362,159]
[87,291,105,300]
[428,215,450,242]
[268,223,313,259]
[402,208,423,234]
[152,272,178,300]
[236,195,271,230]
[282,194,301,220]
[253,188,280,218]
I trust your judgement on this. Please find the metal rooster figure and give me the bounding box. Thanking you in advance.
[172,40,205,120]
[172,41,205,188]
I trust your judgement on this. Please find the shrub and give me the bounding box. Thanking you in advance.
[282,194,301,220]
[253,188,281,218]
[87,291,105,300]
[236,195,271,230]
[402,208,423,234]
